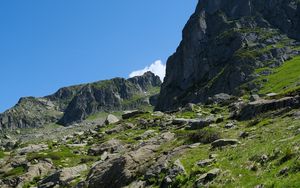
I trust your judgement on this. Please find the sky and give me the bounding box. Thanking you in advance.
[0,0,198,112]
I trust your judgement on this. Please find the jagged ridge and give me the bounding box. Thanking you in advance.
[0,72,161,129]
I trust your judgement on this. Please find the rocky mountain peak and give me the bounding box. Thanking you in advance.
[0,72,161,129]
[155,0,300,111]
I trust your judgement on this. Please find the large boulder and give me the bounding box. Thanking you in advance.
[104,114,119,125]
[236,96,300,120]
[87,145,159,188]
[88,139,124,156]
[17,144,48,155]
[39,164,88,187]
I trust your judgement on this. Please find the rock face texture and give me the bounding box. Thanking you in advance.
[156,0,300,111]
[0,72,161,129]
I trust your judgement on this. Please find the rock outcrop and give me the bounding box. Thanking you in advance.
[156,0,300,111]
[0,72,161,129]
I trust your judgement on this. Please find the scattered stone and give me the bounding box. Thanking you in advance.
[239,131,250,138]
[4,135,12,139]
[209,154,218,159]
[195,168,220,186]
[104,114,119,125]
[101,151,108,161]
[294,111,300,119]
[225,123,235,129]
[17,144,48,155]
[88,139,124,156]
[266,93,277,97]
[122,110,147,119]
[173,118,213,129]
[135,130,156,140]
[105,124,125,134]
[278,167,289,176]
[188,143,201,148]
[39,164,88,187]
[250,94,260,102]
[124,181,146,188]
[196,159,215,167]
[211,139,239,148]
[211,93,234,105]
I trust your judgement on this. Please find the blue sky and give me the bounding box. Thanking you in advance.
[0,0,197,112]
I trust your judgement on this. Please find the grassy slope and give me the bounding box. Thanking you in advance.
[258,56,300,95]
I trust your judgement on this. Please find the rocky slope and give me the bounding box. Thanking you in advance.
[2,0,300,187]
[156,0,300,111]
[0,72,161,129]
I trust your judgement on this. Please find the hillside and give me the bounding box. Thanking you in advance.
[0,72,161,129]
[2,0,300,187]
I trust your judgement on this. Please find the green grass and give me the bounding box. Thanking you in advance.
[3,166,26,178]
[27,145,97,167]
[259,56,300,94]
[0,151,5,159]
[171,114,300,187]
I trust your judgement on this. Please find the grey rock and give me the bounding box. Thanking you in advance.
[88,139,124,156]
[211,139,239,148]
[195,168,220,186]
[122,110,147,120]
[196,159,215,167]
[173,118,213,129]
[39,164,87,187]
[250,94,260,102]
[236,96,300,120]
[17,144,48,155]
[211,93,234,105]
[104,114,119,125]
[155,0,300,111]
[224,123,235,129]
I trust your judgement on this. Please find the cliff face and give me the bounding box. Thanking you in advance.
[0,72,161,129]
[155,0,300,111]
[59,72,161,125]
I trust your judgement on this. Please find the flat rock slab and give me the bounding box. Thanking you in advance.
[17,144,48,155]
[211,139,239,148]
[122,110,147,119]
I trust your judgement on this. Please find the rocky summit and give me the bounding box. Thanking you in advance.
[0,71,161,129]
[156,0,300,111]
[2,0,300,187]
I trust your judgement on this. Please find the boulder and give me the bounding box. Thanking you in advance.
[87,144,159,188]
[39,164,88,187]
[211,139,239,148]
[122,110,147,119]
[17,160,53,187]
[211,93,234,105]
[196,159,215,167]
[88,139,124,156]
[17,144,48,155]
[195,168,220,186]
[104,114,119,125]
[173,118,213,129]
[236,96,300,120]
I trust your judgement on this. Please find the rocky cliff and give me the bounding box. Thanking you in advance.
[156,0,300,111]
[0,72,161,129]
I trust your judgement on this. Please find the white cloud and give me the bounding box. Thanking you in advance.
[129,60,166,81]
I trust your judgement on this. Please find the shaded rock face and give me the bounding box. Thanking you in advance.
[59,72,161,125]
[156,0,300,111]
[0,72,161,129]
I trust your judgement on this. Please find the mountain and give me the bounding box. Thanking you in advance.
[156,0,300,111]
[3,1,300,188]
[0,72,161,129]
